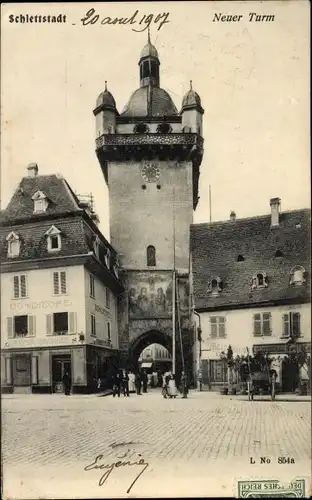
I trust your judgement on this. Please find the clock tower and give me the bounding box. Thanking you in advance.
[94,34,204,373]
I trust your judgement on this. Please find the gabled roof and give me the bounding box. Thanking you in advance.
[1,174,80,224]
[191,209,311,311]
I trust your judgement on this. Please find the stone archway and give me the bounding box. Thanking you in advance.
[128,330,172,371]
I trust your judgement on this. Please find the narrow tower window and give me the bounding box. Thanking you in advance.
[147,245,156,267]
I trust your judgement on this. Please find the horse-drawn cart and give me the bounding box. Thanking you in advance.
[247,369,277,401]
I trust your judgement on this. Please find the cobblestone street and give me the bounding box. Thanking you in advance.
[3,390,311,498]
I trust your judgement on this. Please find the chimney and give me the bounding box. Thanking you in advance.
[230,211,236,221]
[270,197,281,227]
[27,163,39,177]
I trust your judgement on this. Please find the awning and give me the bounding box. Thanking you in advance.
[141,362,153,368]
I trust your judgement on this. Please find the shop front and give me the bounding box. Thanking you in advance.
[253,342,311,393]
[2,346,86,394]
[1,344,120,394]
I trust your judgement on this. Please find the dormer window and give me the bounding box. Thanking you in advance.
[275,249,284,258]
[45,226,62,252]
[6,232,20,258]
[32,190,48,213]
[290,266,306,286]
[208,277,222,295]
[251,272,268,290]
[237,255,245,262]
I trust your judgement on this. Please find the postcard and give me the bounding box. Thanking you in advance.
[1,1,311,498]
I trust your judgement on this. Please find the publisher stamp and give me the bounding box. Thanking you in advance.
[237,479,306,498]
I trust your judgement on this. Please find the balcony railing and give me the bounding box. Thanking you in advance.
[96,133,203,150]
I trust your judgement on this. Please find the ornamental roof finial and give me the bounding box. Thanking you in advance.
[105,81,108,91]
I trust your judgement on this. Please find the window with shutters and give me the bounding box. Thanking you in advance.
[12,315,34,337]
[6,232,21,258]
[253,312,272,336]
[282,312,301,338]
[45,225,62,252]
[210,317,226,338]
[89,274,95,298]
[13,275,27,299]
[91,314,96,337]
[105,287,110,308]
[107,322,111,341]
[53,312,68,335]
[53,271,67,295]
[46,312,76,335]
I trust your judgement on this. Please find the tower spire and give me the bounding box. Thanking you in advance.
[139,31,160,88]
[190,80,193,90]
[105,80,107,91]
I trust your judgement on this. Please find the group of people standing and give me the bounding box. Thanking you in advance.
[112,369,150,397]
[111,368,189,399]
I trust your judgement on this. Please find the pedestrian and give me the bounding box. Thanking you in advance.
[62,371,71,396]
[181,371,189,399]
[122,370,130,397]
[162,372,170,398]
[135,371,142,395]
[168,374,178,398]
[128,371,136,393]
[142,369,148,393]
[112,371,121,398]
[97,377,101,391]
[198,370,203,391]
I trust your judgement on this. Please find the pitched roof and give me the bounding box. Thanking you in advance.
[191,209,311,311]
[0,174,80,224]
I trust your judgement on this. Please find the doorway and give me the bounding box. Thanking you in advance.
[282,357,299,392]
[13,354,31,387]
[52,355,71,393]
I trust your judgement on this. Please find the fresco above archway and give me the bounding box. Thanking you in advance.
[127,271,190,320]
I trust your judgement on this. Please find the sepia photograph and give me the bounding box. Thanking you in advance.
[1,1,311,498]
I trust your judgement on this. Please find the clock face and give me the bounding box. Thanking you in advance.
[141,163,161,183]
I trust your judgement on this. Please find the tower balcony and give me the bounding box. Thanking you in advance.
[95,133,204,210]
[95,133,203,161]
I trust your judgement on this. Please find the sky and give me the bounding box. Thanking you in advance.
[1,1,310,240]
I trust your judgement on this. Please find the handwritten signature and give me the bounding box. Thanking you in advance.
[84,453,149,493]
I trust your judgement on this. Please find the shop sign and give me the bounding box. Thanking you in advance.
[4,335,77,348]
[10,299,72,311]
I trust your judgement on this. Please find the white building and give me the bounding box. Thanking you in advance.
[191,200,311,390]
[0,164,123,394]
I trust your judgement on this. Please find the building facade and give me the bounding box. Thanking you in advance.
[191,201,311,390]
[0,164,123,393]
[94,34,204,377]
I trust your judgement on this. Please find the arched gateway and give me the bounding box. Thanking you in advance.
[128,330,172,370]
